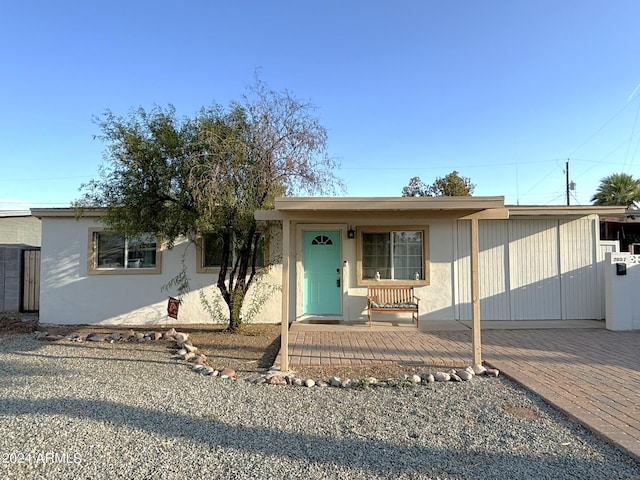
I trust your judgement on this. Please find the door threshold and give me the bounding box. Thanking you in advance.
[306,319,341,325]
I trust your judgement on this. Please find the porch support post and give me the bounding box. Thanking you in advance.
[280,218,291,372]
[470,217,482,365]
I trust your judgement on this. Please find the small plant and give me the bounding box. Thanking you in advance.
[355,376,372,390]
[199,274,280,326]
[388,377,415,389]
[199,287,229,325]
[204,412,221,422]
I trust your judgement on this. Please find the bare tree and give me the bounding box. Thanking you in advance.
[78,78,342,331]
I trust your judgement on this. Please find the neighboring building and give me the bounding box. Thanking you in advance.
[33,198,625,327]
[0,210,41,246]
[0,211,41,313]
[599,211,640,253]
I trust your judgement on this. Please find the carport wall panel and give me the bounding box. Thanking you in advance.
[456,220,510,321]
[456,216,603,322]
[559,217,601,320]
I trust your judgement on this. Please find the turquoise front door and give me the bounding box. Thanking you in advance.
[303,230,341,315]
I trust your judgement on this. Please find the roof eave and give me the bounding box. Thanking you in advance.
[31,207,105,218]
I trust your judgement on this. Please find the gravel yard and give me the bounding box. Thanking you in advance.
[1,334,638,479]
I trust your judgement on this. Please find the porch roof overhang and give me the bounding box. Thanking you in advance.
[256,196,509,221]
[268,196,511,372]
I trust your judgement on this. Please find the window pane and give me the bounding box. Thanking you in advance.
[96,232,125,268]
[203,233,224,268]
[362,232,391,279]
[393,231,422,280]
[203,232,266,269]
[127,233,157,268]
[254,233,265,268]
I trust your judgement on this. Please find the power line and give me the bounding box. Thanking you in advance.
[0,175,93,183]
[566,101,634,160]
[337,157,573,171]
[622,100,640,171]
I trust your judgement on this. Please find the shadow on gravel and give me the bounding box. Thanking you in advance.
[1,397,637,479]
[6,349,177,368]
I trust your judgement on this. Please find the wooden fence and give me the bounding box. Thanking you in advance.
[22,249,40,312]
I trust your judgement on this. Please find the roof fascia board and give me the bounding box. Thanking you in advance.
[274,196,505,212]
[256,209,504,222]
[0,210,33,218]
[31,207,105,218]
[508,206,626,216]
[460,208,510,220]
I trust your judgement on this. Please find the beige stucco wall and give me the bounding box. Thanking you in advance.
[605,252,640,330]
[39,216,282,326]
[39,211,607,326]
[290,218,457,324]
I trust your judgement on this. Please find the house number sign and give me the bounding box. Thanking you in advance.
[610,254,640,264]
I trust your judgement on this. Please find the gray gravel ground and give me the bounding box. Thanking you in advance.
[1,335,638,480]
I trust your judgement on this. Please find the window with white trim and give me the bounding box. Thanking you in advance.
[357,227,429,285]
[89,230,161,274]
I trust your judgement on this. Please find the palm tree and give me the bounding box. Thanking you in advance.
[591,173,640,208]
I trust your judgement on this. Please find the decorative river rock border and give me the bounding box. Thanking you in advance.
[34,327,500,389]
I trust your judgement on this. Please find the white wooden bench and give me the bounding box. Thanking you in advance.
[366,286,420,327]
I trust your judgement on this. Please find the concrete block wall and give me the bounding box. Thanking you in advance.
[0,247,22,312]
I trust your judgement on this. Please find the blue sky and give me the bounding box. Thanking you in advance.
[2,1,640,209]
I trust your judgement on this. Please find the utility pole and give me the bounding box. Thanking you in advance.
[565,159,576,206]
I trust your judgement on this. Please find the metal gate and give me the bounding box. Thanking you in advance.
[22,249,40,312]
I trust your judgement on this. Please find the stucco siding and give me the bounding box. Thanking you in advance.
[290,219,456,323]
[39,216,282,325]
[39,210,609,325]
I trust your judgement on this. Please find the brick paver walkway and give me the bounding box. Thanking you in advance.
[482,328,640,463]
[279,323,640,462]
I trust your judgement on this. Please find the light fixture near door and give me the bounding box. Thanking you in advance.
[347,225,356,239]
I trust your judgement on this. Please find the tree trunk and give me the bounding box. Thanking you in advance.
[227,287,246,332]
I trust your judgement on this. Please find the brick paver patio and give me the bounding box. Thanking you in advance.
[277,321,640,462]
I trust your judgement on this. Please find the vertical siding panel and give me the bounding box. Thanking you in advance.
[456,220,509,321]
[456,221,471,320]
[560,218,599,319]
[509,219,561,320]
[479,220,510,320]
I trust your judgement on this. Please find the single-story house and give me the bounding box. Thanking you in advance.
[32,197,625,333]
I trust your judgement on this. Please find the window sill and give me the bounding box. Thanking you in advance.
[89,267,162,275]
[357,279,429,287]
